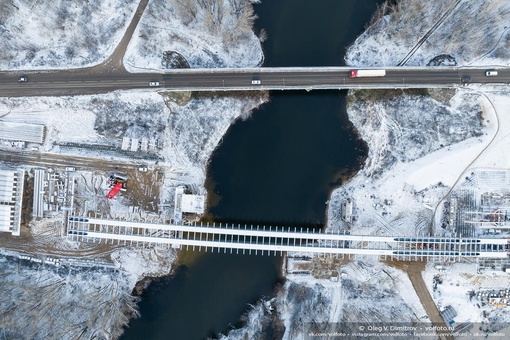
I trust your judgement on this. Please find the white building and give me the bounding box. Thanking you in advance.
[0,169,25,236]
[173,187,205,224]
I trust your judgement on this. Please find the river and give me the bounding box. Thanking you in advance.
[121,1,381,339]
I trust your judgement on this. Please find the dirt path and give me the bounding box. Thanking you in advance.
[97,0,150,73]
[386,261,453,340]
[398,0,462,66]
[64,0,150,76]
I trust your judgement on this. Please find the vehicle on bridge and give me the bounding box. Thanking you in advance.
[461,76,471,84]
[349,69,386,78]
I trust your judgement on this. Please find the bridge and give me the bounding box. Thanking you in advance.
[67,217,510,261]
[1,66,509,97]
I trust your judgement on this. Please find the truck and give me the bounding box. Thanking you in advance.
[349,69,386,78]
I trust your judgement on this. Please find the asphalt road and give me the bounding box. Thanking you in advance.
[0,67,507,97]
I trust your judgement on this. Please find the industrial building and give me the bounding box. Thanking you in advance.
[0,169,25,236]
[0,121,45,144]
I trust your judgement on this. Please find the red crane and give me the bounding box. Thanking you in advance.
[106,182,123,199]
[106,173,127,199]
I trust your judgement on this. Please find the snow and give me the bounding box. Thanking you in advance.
[222,260,427,340]
[324,89,494,237]
[227,2,510,339]
[0,1,268,338]
[3,0,510,338]
[422,262,510,329]
[0,0,139,69]
[345,0,510,67]
[0,249,139,340]
[124,0,264,71]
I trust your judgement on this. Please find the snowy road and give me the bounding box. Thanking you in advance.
[0,149,146,172]
[0,67,509,97]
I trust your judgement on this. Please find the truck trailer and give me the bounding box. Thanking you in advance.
[349,69,386,78]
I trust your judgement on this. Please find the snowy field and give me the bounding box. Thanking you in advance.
[0,246,174,340]
[0,0,138,70]
[0,90,266,188]
[124,0,264,71]
[326,89,494,237]
[222,260,427,340]
[345,0,510,67]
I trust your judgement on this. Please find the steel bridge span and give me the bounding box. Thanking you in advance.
[67,217,509,261]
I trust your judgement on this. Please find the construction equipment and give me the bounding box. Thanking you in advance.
[106,174,127,199]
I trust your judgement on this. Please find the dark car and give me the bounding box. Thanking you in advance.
[461,76,471,84]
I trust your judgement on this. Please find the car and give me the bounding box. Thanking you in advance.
[251,79,261,85]
[18,76,28,82]
[149,81,160,87]
[65,167,76,172]
[461,77,471,84]
[485,70,498,77]
[138,165,148,172]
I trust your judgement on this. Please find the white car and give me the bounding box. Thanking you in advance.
[18,76,28,82]
[485,70,498,77]
[138,166,148,172]
[251,79,261,85]
[65,167,76,172]
[149,81,160,87]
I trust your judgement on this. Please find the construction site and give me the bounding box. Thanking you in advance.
[441,169,510,272]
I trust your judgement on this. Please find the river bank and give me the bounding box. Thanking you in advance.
[124,1,383,339]
[224,1,510,339]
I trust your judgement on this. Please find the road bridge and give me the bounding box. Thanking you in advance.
[1,67,509,97]
[67,217,509,261]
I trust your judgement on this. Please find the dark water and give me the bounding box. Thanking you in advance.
[122,1,381,339]
[207,90,365,225]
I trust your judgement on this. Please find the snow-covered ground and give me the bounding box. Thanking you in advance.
[325,88,498,238]
[124,0,264,71]
[0,90,265,178]
[0,0,138,70]
[0,1,267,338]
[345,0,510,67]
[4,0,510,339]
[423,262,510,335]
[0,249,138,340]
[225,2,510,339]
[223,260,427,340]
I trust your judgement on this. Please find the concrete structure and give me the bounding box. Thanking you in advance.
[173,187,205,224]
[67,217,510,261]
[32,169,45,218]
[181,194,205,214]
[0,169,24,236]
[0,121,45,144]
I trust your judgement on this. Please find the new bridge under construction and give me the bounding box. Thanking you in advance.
[67,217,510,262]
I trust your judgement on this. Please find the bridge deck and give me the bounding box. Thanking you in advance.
[67,217,510,260]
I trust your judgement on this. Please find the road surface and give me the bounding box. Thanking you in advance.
[0,67,508,97]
